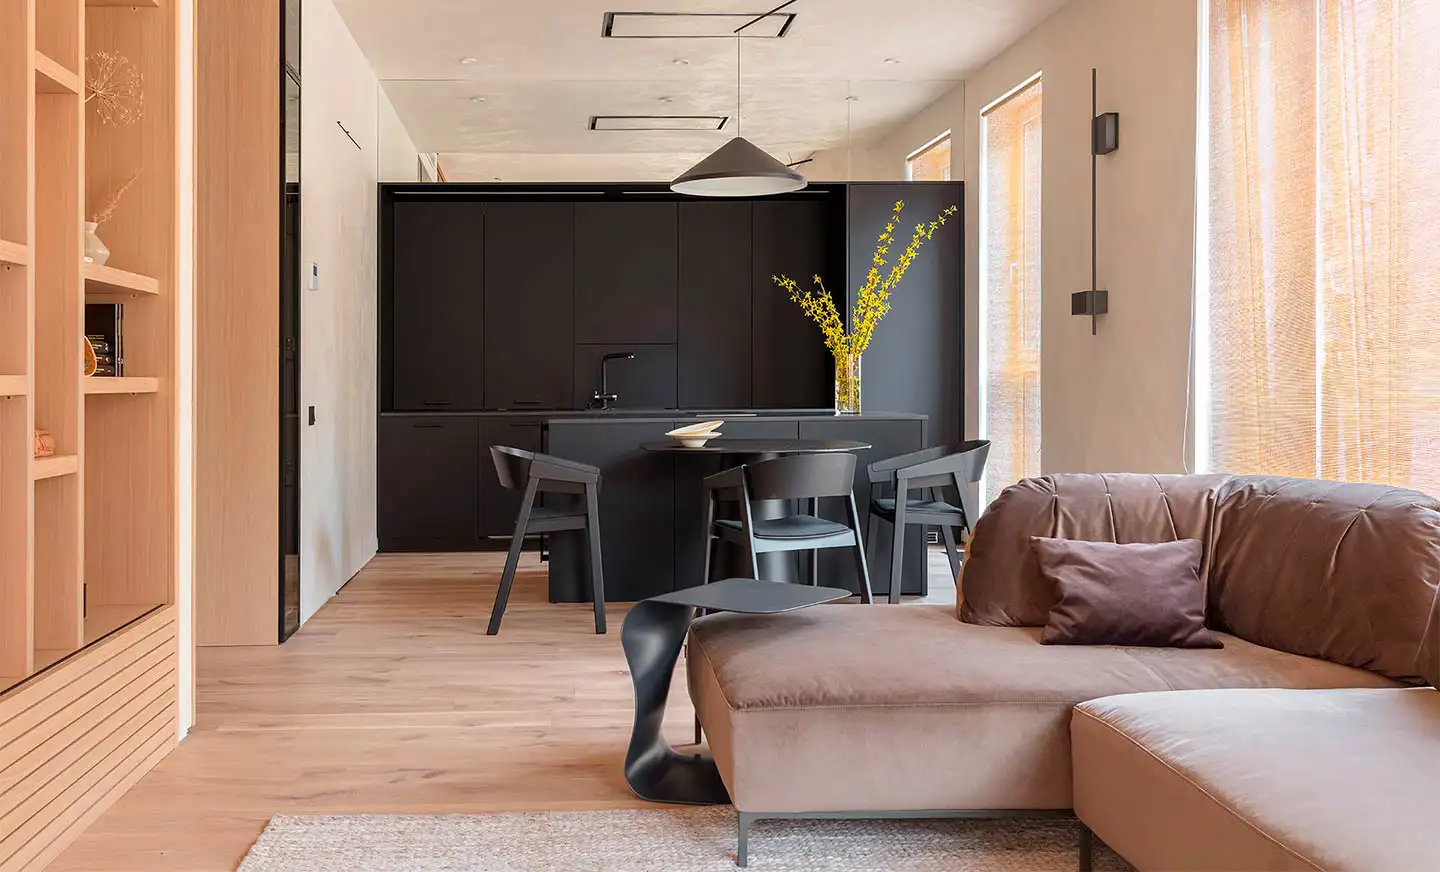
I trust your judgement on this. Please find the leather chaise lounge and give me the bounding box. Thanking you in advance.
[687,473,1440,869]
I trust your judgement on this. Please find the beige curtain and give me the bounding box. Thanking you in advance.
[908,136,952,181]
[982,80,1043,505]
[1208,0,1440,495]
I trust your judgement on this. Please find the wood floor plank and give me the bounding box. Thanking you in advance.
[46,551,958,871]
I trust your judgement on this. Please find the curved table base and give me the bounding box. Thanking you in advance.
[621,598,731,804]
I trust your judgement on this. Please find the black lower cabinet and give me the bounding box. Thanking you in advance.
[479,416,545,539]
[378,416,481,551]
[545,422,677,603]
[799,419,929,598]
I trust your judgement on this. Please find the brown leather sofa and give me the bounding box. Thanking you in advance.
[687,474,1440,869]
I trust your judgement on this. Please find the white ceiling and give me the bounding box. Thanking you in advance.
[333,0,1069,181]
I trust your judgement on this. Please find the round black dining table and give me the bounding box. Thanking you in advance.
[642,437,872,583]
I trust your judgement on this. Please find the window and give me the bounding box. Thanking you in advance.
[906,132,952,181]
[979,77,1042,505]
[1199,0,1440,494]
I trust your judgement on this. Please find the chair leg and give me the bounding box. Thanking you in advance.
[866,512,881,580]
[585,484,606,635]
[940,524,962,578]
[809,550,820,586]
[700,493,717,587]
[889,498,907,604]
[848,495,874,604]
[488,481,538,635]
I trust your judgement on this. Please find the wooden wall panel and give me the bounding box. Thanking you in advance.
[0,608,178,872]
[195,0,280,645]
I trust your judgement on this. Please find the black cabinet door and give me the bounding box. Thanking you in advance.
[752,200,834,408]
[378,416,481,551]
[484,203,574,410]
[799,418,929,597]
[478,416,545,539]
[679,202,752,408]
[574,202,678,344]
[847,183,963,445]
[545,421,677,602]
[391,201,485,410]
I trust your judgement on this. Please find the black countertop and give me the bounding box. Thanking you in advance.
[382,408,927,423]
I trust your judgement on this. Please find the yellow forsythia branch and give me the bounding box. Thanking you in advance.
[773,200,958,359]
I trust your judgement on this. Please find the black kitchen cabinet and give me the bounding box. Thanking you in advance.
[752,200,835,408]
[679,202,753,408]
[377,416,481,550]
[574,202,678,345]
[478,416,545,538]
[390,201,485,410]
[484,202,574,410]
[545,421,677,602]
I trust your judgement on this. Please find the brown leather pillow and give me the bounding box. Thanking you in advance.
[1032,537,1223,649]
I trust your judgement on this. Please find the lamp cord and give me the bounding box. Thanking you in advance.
[736,36,742,138]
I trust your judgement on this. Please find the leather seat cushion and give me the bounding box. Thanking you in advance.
[714,516,853,541]
[871,498,965,516]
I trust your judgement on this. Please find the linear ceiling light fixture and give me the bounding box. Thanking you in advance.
[603,11,795,39]
[591,115,728,131]
[671,1,807,198]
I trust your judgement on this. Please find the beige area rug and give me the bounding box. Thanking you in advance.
[237,807,1131,871]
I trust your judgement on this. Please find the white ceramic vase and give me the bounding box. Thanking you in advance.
[83,222,111,266]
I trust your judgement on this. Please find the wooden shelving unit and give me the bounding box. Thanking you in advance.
[1,0,181,866]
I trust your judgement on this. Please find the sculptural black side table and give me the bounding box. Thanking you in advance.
[621,578,851,805]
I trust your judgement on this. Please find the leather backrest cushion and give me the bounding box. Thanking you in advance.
[960,473,1229,627]
[1208,476,1440,682]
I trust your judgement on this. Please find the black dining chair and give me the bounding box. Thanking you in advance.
[487,446,605,635]
[866,440,991,604]
[700,453,874,603]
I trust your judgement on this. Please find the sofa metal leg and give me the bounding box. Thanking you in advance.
[736,812,755,867]
[1078,824,1094,872]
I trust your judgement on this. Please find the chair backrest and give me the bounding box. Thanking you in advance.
[902,440,992,492]
[744,453,857,501]
[490,445,535,491]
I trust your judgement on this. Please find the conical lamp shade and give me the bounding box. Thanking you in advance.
[671,136,808,197]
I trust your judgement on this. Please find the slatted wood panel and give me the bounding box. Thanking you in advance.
[0,607,177,872]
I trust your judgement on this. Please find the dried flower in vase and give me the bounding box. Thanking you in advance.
[86,51,145,127]
[91,172,140,225]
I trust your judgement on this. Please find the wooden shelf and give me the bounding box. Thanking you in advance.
[33,455,79,481]
[84,604,162,645]
[84,263,159,296]
[33,51,80,95]
[0,239,28,266]
[84,376,158,395]
[87,0,160,5]
[0,376,26,397]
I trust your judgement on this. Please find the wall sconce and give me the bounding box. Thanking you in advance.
[1073,68,1118,335]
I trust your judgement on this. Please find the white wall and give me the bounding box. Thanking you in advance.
[299,0,384,622]
[378,86,420,182]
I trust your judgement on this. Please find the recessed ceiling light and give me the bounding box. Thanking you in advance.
[846,95,861,102]
[673,58,690,66]
[460,57,478,65]
[658,96,674,103]
[884,57,900,65]
[471,96,486,103]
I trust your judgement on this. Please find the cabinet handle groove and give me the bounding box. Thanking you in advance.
[412,423,445,429]
[423,400,453,406]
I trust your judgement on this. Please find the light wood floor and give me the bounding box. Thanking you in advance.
[48,551,957,871]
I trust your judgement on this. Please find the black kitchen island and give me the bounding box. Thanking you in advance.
[544,410,928,602]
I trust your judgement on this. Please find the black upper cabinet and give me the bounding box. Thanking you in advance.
[484,202,574,409]
[678,202,753,408]
[752,200,834,408]
[391,201,485,410]
[574,202,678,345]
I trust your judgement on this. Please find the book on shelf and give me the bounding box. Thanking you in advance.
[84,304,124,376]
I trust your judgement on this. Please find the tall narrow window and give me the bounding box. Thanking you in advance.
[1201,0,1440,494]
[907,132,952,181]
[979,77,1042,504]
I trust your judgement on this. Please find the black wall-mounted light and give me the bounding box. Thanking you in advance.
[1073,68,1117,335]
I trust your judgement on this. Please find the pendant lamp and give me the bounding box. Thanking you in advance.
[671,33,806,197]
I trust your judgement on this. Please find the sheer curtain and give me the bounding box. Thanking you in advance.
[981,79,1042,505]
[1205,0,1440,495]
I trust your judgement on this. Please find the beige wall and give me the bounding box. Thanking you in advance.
[808,0,1198,475]
[300,0,383,623]
[378,86,421,182]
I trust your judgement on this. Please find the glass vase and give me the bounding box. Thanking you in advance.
[834,352,862,414]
